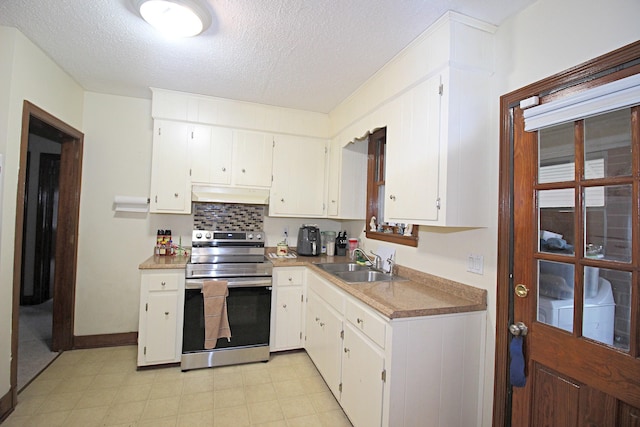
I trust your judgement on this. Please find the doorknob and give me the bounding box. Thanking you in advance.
[514,284,529,298]
[509,322,528,336]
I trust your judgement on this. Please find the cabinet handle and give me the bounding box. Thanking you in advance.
[319,322,325,327]
[357,318,364,325]
[164,311,169,316]
[344,347,350,353]
[389,194,396,201]
[161,281,166,286]
[174,193,179,198]
[222,167,226,172]
[331,200,336,203]
[288,277,293,282]
[242,168,246,173]
[282,304,287,308]
[315,317,320,322]
[281,198,285,203]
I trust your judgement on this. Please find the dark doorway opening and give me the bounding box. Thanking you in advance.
[10,101,83,406]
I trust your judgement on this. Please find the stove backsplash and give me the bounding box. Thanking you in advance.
[193,203,265,231]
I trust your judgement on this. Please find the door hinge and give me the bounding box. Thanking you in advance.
[158,127,161,136]
[145,303,148,312]
[191,131,194,139]
[189,169,192,177]
[301,294,304,302]
[300,332,303,340]
[339,383,342,393]
[273,140,275,148]
[143,346,146,355]
[381,369,387,382]
[340,330,344,339]
[439,83,444,96]
[436,197,441,210]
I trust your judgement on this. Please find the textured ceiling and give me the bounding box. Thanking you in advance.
[0,0,535,113]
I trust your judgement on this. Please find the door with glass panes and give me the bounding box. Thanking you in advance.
[509,74,640,425]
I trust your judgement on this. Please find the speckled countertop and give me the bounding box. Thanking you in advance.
[269,251,487,319]
[139,250,487,319]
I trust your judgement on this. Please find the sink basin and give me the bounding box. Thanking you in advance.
[334,270,404,283]
[315,262,370,273]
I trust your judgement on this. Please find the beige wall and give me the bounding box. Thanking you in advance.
[0,26,84,398]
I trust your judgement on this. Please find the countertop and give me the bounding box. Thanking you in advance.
[139,250,487,319]
[269,251,487,319]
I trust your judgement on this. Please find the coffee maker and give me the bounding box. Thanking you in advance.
[297,225,321,256]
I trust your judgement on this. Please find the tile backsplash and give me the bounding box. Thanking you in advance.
[193,203,265,231]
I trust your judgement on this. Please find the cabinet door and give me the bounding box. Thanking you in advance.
[270,134,327,217]
[305,289,343,398]
[273,286,303,350]
[150,120,191,213]
[233,130,273,187]
[385,73,442,223]
[209,126,233,184]
[189,124,212,183]
[327,137,341,216]
[143,291,179,364]
[341,323,385,427]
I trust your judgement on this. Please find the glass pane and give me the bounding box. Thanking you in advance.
[538,260,575,332]
[377,184,385,222]
[585,185,632,262]
[539,122,575,183]
[539,189,575,255]
[583,267,629,350]
[584,108,632,178]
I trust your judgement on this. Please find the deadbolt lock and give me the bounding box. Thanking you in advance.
[515,284,529,298]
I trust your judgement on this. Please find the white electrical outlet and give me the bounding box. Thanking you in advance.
[467,254,484,275]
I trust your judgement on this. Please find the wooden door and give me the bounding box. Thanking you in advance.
[497,42,640,426]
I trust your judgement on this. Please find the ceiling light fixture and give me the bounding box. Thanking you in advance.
[133,0,211,38]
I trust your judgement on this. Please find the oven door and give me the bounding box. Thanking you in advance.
[182,277,272,353]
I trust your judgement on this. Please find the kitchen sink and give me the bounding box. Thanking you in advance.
[315,262,370,273]
[316,262,407,283]
[334,270,399,283]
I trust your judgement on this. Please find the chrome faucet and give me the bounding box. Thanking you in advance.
[353,248,384,272]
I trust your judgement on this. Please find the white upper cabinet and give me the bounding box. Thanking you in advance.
[326,136,367,219]
[385,73,442,223]
[232,130,273,187]
[149,120,191,214]
[189,125,233,185]
[269,134,327,217]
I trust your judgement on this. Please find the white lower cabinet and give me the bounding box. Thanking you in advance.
[305,288,344,397]
[270,267,306,351]
[341,322,385,427]
[305,269,485,427]
[137,269,185,367]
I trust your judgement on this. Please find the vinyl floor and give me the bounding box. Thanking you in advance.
[3,346,352,426]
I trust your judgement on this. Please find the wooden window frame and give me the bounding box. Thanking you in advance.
[365,127,418,247]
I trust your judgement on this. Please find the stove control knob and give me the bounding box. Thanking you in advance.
[256,233,263,240]
[195,232,202,239]
[247,233,254,240]
[205,232,212,239]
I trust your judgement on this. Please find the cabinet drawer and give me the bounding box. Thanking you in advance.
[308,272,345,314]
[274,268,305,286]
[346,298,386,348]
[143,273,181,291]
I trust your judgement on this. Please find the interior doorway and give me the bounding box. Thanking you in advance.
[10,101,83,401]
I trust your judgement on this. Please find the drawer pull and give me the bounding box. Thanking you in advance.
[357,318,364,325]
[282,304,287,309]
[164,311,169,316]
[161,281,166,286]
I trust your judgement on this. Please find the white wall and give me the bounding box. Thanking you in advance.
[0,26,84,400]
[329,1,640,425]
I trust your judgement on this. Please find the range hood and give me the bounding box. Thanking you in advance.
[191,185,270,205]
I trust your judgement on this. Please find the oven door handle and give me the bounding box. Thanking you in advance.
[185,279,272,290]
